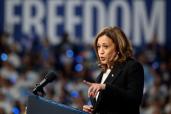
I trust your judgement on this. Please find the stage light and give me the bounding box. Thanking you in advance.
[12,107,20,114]
[1,53,8,61]
[71,90,79,98]
[75,64,83,72]
[66,49,74,58]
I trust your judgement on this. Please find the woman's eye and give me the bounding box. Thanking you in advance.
[97,46,100,49]
[104,45,108,48]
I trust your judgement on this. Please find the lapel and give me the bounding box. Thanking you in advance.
[93,62,126,112]
[104,62,125,84]
[95,72,103,83]
[95,62,125,84]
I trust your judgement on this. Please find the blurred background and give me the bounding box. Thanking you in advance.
[0,0,171,114]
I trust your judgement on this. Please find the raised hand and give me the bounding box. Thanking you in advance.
[83,80,106,98]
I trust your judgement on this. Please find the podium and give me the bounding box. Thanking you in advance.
[26,95,87,114]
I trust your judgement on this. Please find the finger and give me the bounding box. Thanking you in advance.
[83,105,93,113]
[83,80,92,86]
[83,105,92,110]
[88,88,93,97]
[88,86,94,93]
[89,85,98,93]
[88,86,95,97]
[95,86,100,93]
[83,106,91,112]
[93,89,98,96]
[83,109,92,114]
[83,108,90,113]
[89,91,96,98]
[89,85,101,97]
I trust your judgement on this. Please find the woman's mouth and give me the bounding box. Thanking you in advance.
[100,57,105,61]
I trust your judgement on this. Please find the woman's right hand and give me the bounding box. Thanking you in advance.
[83,80,106,98]
[83,105,93,114]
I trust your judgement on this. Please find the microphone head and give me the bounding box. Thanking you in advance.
[45,71,57,82]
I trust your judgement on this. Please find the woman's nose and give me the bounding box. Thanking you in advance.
[99,48,104,54]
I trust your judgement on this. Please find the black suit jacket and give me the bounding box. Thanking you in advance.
[91,58,144,114]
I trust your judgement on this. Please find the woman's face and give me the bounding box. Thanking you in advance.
[97,35,117,66]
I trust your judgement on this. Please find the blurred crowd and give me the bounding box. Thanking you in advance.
[0,31,171,114]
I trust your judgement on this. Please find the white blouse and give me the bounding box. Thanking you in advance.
[96,69,111,100]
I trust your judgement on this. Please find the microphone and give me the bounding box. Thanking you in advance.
[33,71,57,96]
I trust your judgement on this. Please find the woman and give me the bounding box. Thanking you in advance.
[83,27,144,114]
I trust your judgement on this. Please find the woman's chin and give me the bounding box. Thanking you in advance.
[100,61,107,65]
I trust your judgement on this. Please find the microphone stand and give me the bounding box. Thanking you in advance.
[32,83,46,97]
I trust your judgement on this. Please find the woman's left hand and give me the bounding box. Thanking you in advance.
[83,80,106,98]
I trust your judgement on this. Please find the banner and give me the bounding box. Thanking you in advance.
[0,0,170,48]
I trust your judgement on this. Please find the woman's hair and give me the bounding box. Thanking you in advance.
[94,26,133,71]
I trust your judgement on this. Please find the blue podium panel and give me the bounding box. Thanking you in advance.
[27,95,87,114]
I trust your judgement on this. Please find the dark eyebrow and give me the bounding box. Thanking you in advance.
[102,43,108,45]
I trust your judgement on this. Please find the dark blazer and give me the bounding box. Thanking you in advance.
[91,58,144,114]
